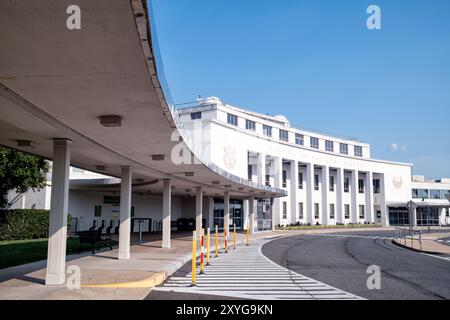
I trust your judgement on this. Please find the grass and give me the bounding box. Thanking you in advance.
[0,237,116,270]
[277,223,382,231]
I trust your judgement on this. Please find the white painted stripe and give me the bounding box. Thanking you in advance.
[154,239,363,300]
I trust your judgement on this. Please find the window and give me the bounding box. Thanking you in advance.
[282,202,287,219]
[298,172,303,189]
[359,205,365,219]
[376,210,381,219]
[413,189,429,199]
[227,113,238,126]
[94,205,102,217]
[299,202,304,219]
[373,179,380,194]
[354,146,363,157]
[247,165,252,181]
[314,203,320,219]
[279,129,289,142]
[358,179,364,193]
[431,189,443,199]
[310,137,319,149]
[245,119,255,131]
[190,112,202,120]
[282,170,287,188]
[329,176,335,192]
[314,174,319,191]
[263,125,272,137]
[340,143,348,155]
[295,133,304,145]
[446,208,450,217]
[344,204,350,219]
[329,204,335,219]
[265,174,270,186]
[344,177,350,192]
[325,140,334,152]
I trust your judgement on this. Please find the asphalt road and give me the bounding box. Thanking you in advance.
[262,230,450,300]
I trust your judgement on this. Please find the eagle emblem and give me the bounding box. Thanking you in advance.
[223,145,237,170]
[392,176,403,189]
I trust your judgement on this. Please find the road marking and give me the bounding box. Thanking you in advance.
[154,239,363,300]
[308,234,394,240]
[420,253,450,262]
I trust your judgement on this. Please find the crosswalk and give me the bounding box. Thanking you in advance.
[154,239,363,300]
[436,239,450,243]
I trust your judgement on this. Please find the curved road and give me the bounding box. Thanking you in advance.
[262,230,450,300]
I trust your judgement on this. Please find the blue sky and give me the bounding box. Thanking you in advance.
[149,0,450,179]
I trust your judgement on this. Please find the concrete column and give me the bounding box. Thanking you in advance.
[243,199,249,230]
[273,157,282,228]
[336,168,344,224]
[208,196,214,229]
[321,165,329,225]
[45,139,71,286]
[162,179,171,248]
[195,187,203,240]
[257,153,266,185]
[379,173,389,226]
[305,163,314,224]
[351,170,359,223]
[118,166,132,259]
[412,207,417,227]
[365,172,374,223]
[224,191,230,236]
[290,160,298,225]
[248,195,255,234]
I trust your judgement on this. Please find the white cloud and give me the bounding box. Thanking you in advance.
[389,142,407,152]
[389,143,398,151]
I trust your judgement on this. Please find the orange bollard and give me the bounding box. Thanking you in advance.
[200,229,205,274]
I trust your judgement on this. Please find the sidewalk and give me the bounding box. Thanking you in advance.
[0,226,393,300]
[393,232,450,254]
[0,230,282,300]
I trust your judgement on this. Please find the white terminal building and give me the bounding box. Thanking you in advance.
[9,96,450,230]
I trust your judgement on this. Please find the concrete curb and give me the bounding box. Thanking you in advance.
[392,239,445,255]
[81,272,166,289]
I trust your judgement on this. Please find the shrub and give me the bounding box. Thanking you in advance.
[0,209,72,241]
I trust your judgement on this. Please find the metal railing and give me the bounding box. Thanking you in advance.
[395,227,423,251]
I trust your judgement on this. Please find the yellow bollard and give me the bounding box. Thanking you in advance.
[206,227,211,266]
[246,223,250,246]
[224,227,228,253]
[191,231,197,286]
[233,223,237,249]
[215,225,219,258]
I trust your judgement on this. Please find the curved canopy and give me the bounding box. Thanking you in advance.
[0,0,286,199]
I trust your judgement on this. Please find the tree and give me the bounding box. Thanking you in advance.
[0,146,50,208]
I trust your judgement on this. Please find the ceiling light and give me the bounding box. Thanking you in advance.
[151,154,165,161]
[185,172,194,177]
[96,165,106,171]
[99,115,122,127]
[16,140,33,147]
